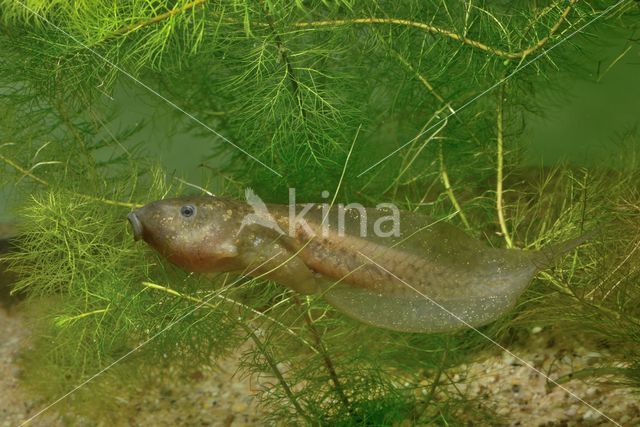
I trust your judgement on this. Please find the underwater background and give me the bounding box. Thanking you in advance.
[1,1,639,425]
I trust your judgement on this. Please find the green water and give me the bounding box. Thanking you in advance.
[523,41,640,166]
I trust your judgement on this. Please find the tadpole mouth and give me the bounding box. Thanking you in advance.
[127,212,144,241]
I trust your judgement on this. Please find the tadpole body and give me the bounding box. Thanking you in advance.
[128,196,589,332]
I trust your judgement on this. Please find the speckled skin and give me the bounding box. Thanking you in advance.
[128,196,586,332]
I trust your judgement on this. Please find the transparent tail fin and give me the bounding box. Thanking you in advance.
[533,230,596,271]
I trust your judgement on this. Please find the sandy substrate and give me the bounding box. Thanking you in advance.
[0,308,63,427]
[447,330,639,426]
[0,306,265,427]
[1,301,638,426]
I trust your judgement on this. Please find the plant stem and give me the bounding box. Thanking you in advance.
[550,367,629,388]
[439,145,471,231]
[386,45,449,108]
[140,281,318,351]
[414,342,449,420]
[140,281,312,422]
[0,153,49,186]
[496,85,513,248]
[0,153,139,208]
[242,326,311,422]
[54,307,110,326]
[294,0,577,60]
[383,39,480,222]
[295,296,352,416]
[260,1,306,119]
[109,0,208,39]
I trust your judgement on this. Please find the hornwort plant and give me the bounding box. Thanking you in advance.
[1,1,639,424]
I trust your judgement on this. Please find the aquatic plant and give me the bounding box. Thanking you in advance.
[1,0,639,424]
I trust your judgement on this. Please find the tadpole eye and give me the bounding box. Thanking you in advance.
[180,204,196,218]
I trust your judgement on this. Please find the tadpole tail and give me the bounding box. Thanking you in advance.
[532,230,596,271]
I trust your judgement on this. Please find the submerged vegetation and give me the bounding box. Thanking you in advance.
[1,0,639,424]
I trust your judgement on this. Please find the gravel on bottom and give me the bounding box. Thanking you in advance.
[1,304,637,426]
[444,328,639,426]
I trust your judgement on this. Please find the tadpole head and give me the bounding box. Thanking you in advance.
[127,199,199,250]
[127,197,242,273]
